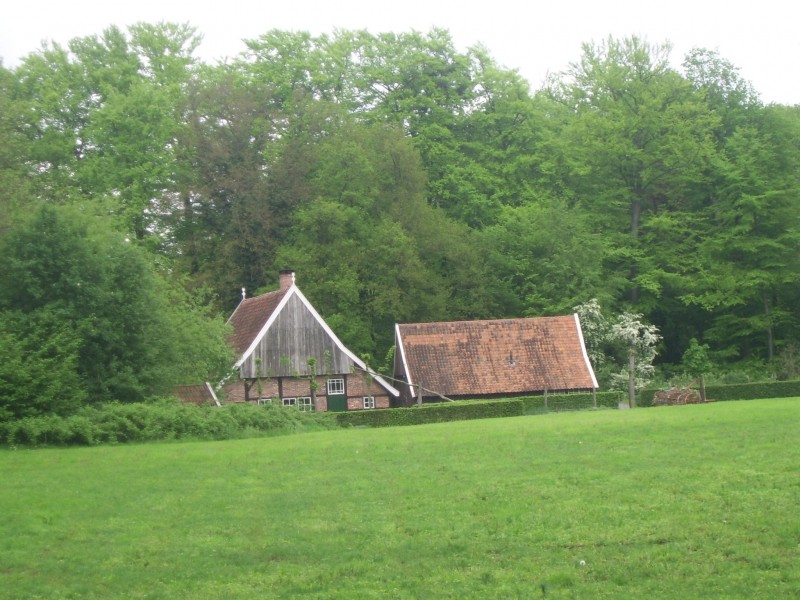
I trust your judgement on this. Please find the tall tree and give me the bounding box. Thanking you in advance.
[273,119,490,359]
[0,204,232,407]
[0,63,33,230]
[556,37,718,309]
[480,200,617,318]
[686,106,800,361]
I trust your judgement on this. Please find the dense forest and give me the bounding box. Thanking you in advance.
[1,23,799,416]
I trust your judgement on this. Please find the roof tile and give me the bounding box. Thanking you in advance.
[398,316,595,397]
[227,290,287,356]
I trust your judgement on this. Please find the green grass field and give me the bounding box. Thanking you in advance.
[1,399,798,599]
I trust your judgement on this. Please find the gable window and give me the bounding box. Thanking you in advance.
[363,396,375,409]
[327,378,345,395]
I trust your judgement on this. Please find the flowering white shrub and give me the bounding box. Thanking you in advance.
[574,299,661,399]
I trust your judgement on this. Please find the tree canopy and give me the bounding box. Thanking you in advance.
[2,25,799,416]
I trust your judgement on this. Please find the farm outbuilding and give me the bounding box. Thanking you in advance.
[221,270,398,411]
[393,315,598,405]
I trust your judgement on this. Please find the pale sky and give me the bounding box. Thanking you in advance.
[2,0,798,105]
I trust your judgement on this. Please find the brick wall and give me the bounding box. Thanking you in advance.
[221,371,393,411]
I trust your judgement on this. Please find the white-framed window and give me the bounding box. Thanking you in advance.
[363,396,375,409]
[282,397,313,411]
[327,378,345,395]
[257,398,273,405]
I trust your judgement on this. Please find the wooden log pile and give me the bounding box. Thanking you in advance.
[652,388,703,406]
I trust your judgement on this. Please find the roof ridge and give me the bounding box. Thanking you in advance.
[399,315,573,327]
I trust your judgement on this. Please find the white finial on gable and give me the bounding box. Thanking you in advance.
[241,287,246,300]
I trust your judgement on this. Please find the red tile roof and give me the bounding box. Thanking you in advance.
[226,289,287,356]
[397,316,596,397]
[173,383,219,405]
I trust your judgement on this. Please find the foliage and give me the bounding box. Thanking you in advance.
[573,298,609,371]
[0,204,232,413]
[681,338,713,378]
[0,400,337,446]
[336,399,525,428]
[0,310,86,421]
[574,299,661,393]
[337,392,622,429]
[3,24,800,411]
[774,342,800,381]
[520,391,621,413]
[701,380,800,402]
[608,311,661,394]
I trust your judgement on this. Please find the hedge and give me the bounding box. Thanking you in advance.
[517,391,621,414]
[336,398,525,428]
[11,380,793,446]
[702,380,800,402]
[336,391,622,429]
[638,379,800,406]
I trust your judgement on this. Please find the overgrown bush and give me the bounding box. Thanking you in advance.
[0,400,338,447]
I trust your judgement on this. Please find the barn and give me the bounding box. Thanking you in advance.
[393,315,598,405]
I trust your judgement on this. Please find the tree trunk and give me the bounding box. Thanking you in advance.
[630,199,642,303]
[699,374,706,402]
[764,292,774,362]
[628,350,637,408]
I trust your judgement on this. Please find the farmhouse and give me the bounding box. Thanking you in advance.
[221,270,399,411]
[393,315,598,405]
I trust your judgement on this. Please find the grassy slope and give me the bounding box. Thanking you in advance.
[1,399,798,599]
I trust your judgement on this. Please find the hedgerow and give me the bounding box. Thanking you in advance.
[336,399,525,428]
[0,400,338,447]
[639,379,800,406]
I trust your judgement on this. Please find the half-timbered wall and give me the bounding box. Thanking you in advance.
[221,370,390,411]
[239,294,353,379]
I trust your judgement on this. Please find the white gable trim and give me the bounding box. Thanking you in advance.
[235,285,399,397]
[226,297,245,325]
[205,382,221,407]
[234,287,295,370]
[290,287,399,397]
[574,313,599,389]
[395,323,416,399]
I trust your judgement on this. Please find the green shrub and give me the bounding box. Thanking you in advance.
[519,391,620,414]
[0,400,338,447]
[639,379,800,405]
[336,399,525,428]
[703,380,800,401]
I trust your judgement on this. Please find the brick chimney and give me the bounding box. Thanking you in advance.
[279,269,295,292]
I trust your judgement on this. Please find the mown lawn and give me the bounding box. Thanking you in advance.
[1,399,798,599]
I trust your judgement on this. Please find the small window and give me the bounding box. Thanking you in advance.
[282,397,313,411]
[363,396,375,409]
[327,378,345,395]
[257,398,272,405]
